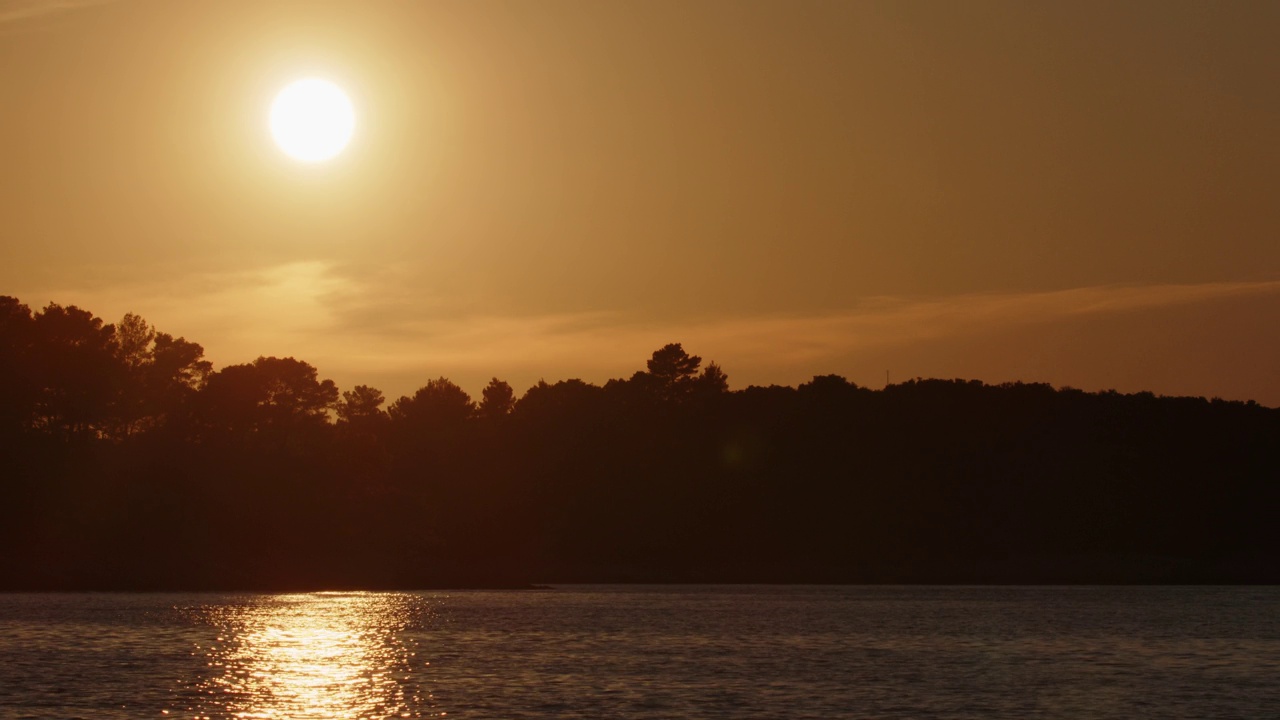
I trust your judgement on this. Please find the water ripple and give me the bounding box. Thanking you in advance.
[0,586,1277,719]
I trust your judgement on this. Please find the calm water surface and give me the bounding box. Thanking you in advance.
[0,586,1277,719]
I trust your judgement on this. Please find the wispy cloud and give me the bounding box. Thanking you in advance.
[0,0,111,24]
[300,277,1280,373]
[42,260,358,356]
[677,280,1280,366]
[32,265,1280,399]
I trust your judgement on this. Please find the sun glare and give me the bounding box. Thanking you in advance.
[270,78,355,163]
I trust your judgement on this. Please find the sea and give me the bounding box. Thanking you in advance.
[0,585,1277,719]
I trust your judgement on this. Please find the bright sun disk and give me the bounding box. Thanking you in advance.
[270,78,355,163]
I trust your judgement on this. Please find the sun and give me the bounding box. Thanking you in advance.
[270,78,355,163]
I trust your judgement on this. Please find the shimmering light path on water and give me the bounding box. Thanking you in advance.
[1,586,1278,719]
[182,593,432,718]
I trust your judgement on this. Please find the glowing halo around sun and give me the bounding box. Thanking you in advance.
[269,78,355,163]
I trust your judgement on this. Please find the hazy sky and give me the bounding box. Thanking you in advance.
[2,0,1277,404]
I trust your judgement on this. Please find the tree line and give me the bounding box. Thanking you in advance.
[1,296,1276,589]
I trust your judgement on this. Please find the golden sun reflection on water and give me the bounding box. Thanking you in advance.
[177,592,440,720]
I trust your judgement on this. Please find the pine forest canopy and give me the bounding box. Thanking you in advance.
[0,295,1276,589]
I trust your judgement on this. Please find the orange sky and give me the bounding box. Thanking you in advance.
[2,0,1277,404]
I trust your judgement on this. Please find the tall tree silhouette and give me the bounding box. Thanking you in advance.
[0,297,37,435]
[338,385,388,426]
[636,343,703,402]
[109,313,212,437]
[30,303,119,439]
[478,378,515,420]
[648,343,701,383]
[389,377,474,434]
[694,361,730,397]
[198,356,337,441]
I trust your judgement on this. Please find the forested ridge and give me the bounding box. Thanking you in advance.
[1,296,1277,589]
